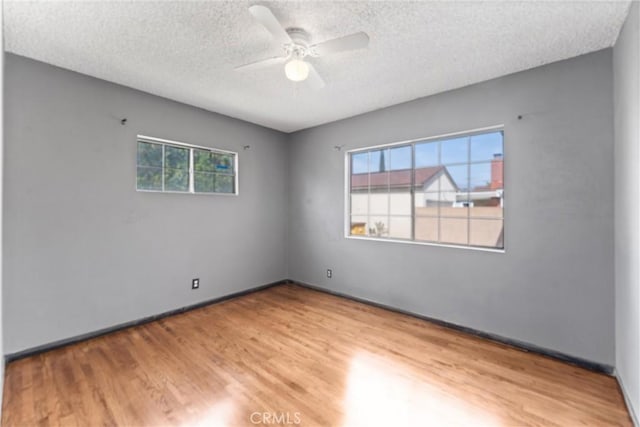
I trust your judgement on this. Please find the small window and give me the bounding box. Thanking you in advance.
[348,129,504,250]
[136,136,237,195]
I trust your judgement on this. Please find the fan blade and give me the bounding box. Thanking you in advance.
[306,63,326,90]
[248,5,292,45]
[311,32,369,57]
[235,55,287,71]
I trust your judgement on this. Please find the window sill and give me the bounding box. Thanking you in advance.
[344,235,505,253]
[136,189,239,196]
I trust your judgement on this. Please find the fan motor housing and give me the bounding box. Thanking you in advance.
[284,28,315,58]
[286,28,311,46]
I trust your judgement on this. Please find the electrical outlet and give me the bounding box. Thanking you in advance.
[327,269,332,279]
[192,278,200,289]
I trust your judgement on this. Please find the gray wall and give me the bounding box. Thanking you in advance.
[3,54,289,354]
[1,45,620,369]
[288,49,615,366]
[614,1,640,422]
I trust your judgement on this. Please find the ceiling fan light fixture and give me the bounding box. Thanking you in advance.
[284,59,310,82]
[239,5,369,89]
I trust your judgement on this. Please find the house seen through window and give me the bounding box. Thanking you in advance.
[348,129,504,249]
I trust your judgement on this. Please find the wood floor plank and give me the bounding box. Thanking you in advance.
[2,284,633,426]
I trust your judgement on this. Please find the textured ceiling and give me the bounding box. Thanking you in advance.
[4,1,631,133]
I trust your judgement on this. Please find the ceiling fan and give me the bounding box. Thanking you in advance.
[236,4,370,89]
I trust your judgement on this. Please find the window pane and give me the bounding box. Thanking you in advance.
[469,162,494,191]
[215,174,234,193]
[137,142,162,167]
[351,171,369,192]
[164,168,189,192]
[368,171,390,192]
[417,165,465,193]
[368,216,388,237]
[369,149,389,173]
[164,146,189,192]
[415,216,438,242]
[351,167,369,193]
[415,193,439,215]
[165,145,189,170]
[389,146,411,171]
[415,141,438,167]
[440,217,469,245]
[386,169,409,192]
[424,193,443,210]
[369,193,389,215]
[137,166,162,191]
[350,216,368,236]
[470,174,504,218]
[215,153,234,174]
[194,172,215,193]
[390,192,411,215]
[415,165,444,193]
[438,191,458,207]
[389,216,411,239]
[444,164,469,191]
[441,192,469,217]
[470,219,504,248]
[194,149,214,172]
[351,194,369,215]
[440,136,468,165]
[352,152,369,174]
[470,131,503,162]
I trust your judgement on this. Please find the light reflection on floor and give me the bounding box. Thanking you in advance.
[181,398,235,427]
[342,352,503,427]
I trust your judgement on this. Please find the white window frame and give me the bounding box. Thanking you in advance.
[344,125,505,253]
[136,135,239,196]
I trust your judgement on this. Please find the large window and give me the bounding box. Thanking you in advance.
[136,136,237,195]
[348,129,504,250]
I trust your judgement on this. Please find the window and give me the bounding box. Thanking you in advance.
[136,136,237,195]
[348,129,504,250]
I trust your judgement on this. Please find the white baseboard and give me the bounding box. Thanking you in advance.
[616,369,639,427]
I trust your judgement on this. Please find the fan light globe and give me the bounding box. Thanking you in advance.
[285,59,310,82]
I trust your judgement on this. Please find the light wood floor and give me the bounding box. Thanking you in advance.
[2,284,632,426]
